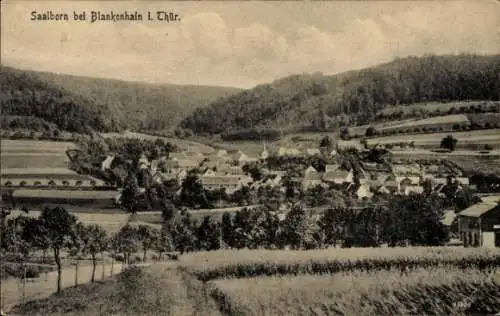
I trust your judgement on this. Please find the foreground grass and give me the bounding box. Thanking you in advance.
[180,247,500,281]
[9,264,201,316]
[210,267,500,316]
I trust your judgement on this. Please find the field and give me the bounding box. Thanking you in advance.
[178,247,500,316]
[1,139,74,169]
[134,205,262,224]
[10,247,500,316]
[211,268,500,316]
[101,131,214,153]
[367,129,500,148]
[7,209,130,234]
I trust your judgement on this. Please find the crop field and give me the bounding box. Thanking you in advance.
[177,247,500,316]
[1,139,73,168]
[211,268,500,316]
[179,247,500,281]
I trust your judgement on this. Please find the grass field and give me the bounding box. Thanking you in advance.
[101,131,214,153]
[1,139,73,169]
[378,114,469,130]
[367,129,500,147]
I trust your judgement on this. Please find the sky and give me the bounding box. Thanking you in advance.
[1,1,499,89]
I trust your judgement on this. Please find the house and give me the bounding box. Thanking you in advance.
[260,149,270,160]
[458,198,500,247]
[278,147,302,157]
[356,184,373,200]
[200,175,241,193]
[306,148,321,156]
[403,185,424,196]
[304,166,318,176]
[101,156,115,171]
[302,171,323,191]
[322,168,354,185]
[173,158,202,170]
[138,154,150,170]
[325,164,339,172]
[216,149,228,157]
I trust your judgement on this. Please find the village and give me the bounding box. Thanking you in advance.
[132,141,471,201]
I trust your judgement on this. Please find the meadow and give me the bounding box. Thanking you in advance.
[367,128,500,148]
[1,139,74,169]
[101,131,214,153]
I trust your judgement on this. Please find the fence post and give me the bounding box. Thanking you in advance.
[22,264,27,306]
[74,261,79,286]
[101,258,105,280]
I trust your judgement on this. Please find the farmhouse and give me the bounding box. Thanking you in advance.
[457,197,500,248]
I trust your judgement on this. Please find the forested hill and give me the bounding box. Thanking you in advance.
[179,54,500,135]
[0,66,241,133]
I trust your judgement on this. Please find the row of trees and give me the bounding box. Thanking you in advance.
[168,193,452,253]
[0,207,163,294]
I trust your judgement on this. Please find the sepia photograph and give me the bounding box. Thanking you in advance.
[1,0,500,315]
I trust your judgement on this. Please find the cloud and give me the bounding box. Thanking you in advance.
[2,1,498,88]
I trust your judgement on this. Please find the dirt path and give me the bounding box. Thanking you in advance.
[2,262,125,313]
[143,262,223,316]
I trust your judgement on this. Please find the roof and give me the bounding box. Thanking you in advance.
[306,148,321,155]
[304,172,322,181]
[325,164,339,172]
[458,201,500,217]
[200,175,241,185]
[323,169,350,180]
[393,165,421,176]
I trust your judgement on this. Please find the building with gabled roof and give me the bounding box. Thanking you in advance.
[458,197,500,247]
[322,168,354,185]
